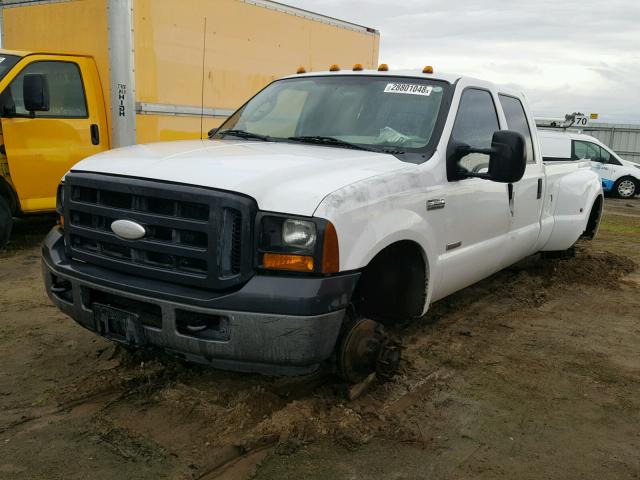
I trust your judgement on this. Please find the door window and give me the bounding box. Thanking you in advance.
[572,141,608,163]
[599,146,611,163]
[451,88,500,175]
[2,61,87,118]
[499,94,535,163]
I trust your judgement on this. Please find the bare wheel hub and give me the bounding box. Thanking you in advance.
[337,318,402,383]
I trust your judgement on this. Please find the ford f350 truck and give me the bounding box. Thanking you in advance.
[0,0,379,243]
[42,67,603,382]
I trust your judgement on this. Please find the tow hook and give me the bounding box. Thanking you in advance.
[337,317,402,384]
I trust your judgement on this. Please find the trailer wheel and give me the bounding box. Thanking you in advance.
[614,177,637,198]
[0,196,13,245]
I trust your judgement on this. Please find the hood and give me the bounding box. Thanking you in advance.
[619,157,640,170]
[72,140,409,216]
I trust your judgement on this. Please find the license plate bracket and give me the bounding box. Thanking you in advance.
[93,303,146,346]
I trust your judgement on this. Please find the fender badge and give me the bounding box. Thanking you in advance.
[111,219,146,240]
[427,198,445,211]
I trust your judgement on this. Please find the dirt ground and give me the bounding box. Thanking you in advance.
[0,198,638,480]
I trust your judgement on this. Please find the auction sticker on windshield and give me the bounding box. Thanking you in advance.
[384,83,432,96]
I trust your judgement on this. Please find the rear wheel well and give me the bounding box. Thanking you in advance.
[351,240,427,325]
[582,194,603,240]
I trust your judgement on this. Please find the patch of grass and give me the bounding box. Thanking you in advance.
[599,209,640,236]
[599,222,640,234]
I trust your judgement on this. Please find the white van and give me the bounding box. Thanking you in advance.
[539,130,640,198]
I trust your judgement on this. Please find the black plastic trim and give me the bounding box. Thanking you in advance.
[43,226,360,316]
[64,172,258,290]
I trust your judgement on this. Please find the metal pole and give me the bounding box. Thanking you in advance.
[0,6,4,48]
[107,0,136,148]
[610,127,616,150]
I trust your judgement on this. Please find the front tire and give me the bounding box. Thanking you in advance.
[0,196,13,245]
[614,177,637,198]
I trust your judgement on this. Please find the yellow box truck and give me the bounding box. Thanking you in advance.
[0,0,380,242]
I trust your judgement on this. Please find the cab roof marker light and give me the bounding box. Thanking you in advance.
[377,63,389,71]
[296,66,306,74]
[352,63,363,71]
[329,64,340,72]
[422,65,434,74]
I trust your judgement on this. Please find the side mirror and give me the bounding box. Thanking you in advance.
[487,130,526,183]
[23,73,50,113]
[447,130,526,183]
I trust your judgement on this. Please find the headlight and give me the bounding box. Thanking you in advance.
[282,219,316,248]
[258,215,338,273]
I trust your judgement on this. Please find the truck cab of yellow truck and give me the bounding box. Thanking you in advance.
[0,50,109,243]
[0,0,380,244]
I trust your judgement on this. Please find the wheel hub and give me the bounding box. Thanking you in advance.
[618,179,635,197]
[337,318,402,383]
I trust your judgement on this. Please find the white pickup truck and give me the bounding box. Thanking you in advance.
[42,67,603,382]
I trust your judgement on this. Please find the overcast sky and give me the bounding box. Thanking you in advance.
[287,0,640,124]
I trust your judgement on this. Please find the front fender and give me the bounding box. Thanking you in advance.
[339,208,438,315]
[314,164,443,312]
[344,209,436,270]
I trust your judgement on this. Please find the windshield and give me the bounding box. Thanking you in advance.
[0,54,20,82]
[214,75,451,158]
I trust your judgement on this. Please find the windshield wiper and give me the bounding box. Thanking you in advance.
[287,135,379,152]
[217,129,272,141]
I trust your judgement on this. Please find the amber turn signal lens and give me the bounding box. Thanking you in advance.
[329,64,340,71]
[352,63,363,71]
[321,222,339,274]
[422,65,434,74]
[296,66,306,74]
[263,253,314,272]
[377,63,389,71]
[58,214,65,228]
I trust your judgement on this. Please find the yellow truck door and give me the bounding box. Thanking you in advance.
[0,55,109,213]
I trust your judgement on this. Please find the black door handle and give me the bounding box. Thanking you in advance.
[90,124,100,145]
[537,178,543,199]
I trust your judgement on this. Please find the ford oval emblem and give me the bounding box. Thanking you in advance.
[111,219,146,240]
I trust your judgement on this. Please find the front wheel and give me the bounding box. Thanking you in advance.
[0,196,13,246]
[614,177,638,198]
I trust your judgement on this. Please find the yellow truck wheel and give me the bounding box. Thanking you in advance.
[0,196,12,245]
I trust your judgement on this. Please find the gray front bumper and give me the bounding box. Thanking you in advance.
[42,229,351,375]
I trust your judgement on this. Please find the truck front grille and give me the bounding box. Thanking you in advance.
[64,173,257,290]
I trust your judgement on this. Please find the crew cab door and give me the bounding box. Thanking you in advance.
[432,86,511,300]
[0,55,109,213]
[497,94,544,260]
